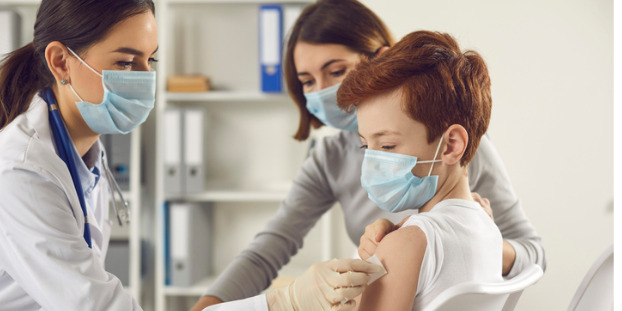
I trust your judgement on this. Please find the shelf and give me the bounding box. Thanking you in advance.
[163,276,217,296]
[121,191,132,201]
[165,91,291,103]
[109,223,131,240]
[0,0,40,5]
[165,181,291,202]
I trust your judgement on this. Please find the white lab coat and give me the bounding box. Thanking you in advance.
[0,94,140,310]
[203,295,269,311]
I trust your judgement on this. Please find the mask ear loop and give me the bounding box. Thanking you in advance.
[427,135,444,176]
[66,47,103,77]
[65,46,104,103]
[67,83,84,102]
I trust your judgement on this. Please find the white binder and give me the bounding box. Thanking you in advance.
[169,202,212,287]
[0,10,20,57]
[163,109,183,195]
[182,108,204,193]
[283,4,304,40]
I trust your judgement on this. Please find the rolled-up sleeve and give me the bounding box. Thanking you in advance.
[203,294,268,311]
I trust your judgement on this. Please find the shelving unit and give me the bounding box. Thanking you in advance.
[152,0,337,310]
[0,0,145,305]
[0,0,39,6]
[118,129,144,303]
[166,91,291,102]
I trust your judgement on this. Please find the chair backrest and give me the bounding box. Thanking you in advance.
[422,264,544,311]
[567,245,613,311]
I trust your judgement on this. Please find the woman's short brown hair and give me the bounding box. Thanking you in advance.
[337,31,492,166]
[284,0,394,141]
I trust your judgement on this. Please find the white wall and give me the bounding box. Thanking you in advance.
[359,0,613,310]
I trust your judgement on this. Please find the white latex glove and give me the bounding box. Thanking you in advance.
[267,258,383,311]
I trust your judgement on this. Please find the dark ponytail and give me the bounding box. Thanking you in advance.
[0,42,52,128]
[0,0,155,129]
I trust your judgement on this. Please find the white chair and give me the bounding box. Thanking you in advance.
[422,264,544,311]
[567,245,613,311]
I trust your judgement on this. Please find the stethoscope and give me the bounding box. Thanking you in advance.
[40,87,130,248]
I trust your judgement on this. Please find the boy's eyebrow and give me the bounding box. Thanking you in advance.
[359,130,400,140]
[371,130,400,138]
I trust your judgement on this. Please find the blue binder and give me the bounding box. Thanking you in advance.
[259,4,283,93]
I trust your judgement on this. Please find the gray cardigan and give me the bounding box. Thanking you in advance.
[205,130,546,301]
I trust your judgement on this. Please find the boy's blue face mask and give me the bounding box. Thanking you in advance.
[67,47,156,135]
[304,83,358,132]
[361,136,444,213]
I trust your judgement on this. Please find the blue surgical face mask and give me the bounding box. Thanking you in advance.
[304,83,358,132]
[66,47,156,135]
[361,136,444,213]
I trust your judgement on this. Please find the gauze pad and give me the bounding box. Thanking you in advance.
[366,254,388,285]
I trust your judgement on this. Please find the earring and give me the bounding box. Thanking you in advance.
[60,78,68,85]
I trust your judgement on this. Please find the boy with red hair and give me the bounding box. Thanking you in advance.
[338,30,503,310]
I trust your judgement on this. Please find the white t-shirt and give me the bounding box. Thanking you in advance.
[402,199,504,310]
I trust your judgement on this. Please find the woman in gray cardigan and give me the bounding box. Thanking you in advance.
[193,1,545,309]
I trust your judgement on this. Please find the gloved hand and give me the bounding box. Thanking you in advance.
[266,258,383,311]
[471,192,494,220]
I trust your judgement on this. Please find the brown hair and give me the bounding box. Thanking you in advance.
[0,0,155,129]
[337,31,492,166]
[284,0,395,141]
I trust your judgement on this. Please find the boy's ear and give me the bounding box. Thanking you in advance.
[441,124,468,166]
[376,46,390,56]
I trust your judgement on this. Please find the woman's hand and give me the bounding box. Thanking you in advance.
[472,192,493,220]
[358,218,399,260]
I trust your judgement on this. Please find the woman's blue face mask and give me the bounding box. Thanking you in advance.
[304,83,358,132]
[66,47,156,135]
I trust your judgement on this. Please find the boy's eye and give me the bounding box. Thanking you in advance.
[359,144,368,149]
[381,145,395,150]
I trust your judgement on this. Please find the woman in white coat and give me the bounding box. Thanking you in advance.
[0,0,158,309]
[0,1,381,310]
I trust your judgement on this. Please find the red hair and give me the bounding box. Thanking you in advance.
[337,31,491,166]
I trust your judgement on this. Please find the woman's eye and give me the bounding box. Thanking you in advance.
[381,145,395,150]
[148,57,159,64]
[116,61,134,69]
[359,144,368,149]
[330,69,345,77]
[301,80,314,87]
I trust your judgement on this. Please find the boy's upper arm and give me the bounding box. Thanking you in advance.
[359,225,427,311]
